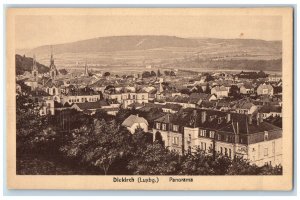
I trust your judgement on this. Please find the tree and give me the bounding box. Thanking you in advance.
[164,70,171,76]
[204,83,211,94]
[142,71,151,78]
[180,88,191,95]
[154,131,164,146]
[128,142,181,175]
[180,148,215,175]
[132,127,153,150]
[150,71,156,77]
[104,72,111,77]
[94,110,112,122]
[196,85,204,93]
[115,108,137,124]
[157,69,161,77]
[61,119,133,175]
[170,71,176,76]
[58,69,68,75]
[259,164,282,175]
[205,75,214,82]
[227,156,260,175]
[16,94,52,155]
[229,85,240,98]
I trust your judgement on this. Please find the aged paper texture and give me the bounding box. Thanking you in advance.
[6,7,293,190]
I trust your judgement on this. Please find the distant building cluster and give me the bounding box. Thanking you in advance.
[16,50,283,167]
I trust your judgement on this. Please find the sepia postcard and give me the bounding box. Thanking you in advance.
[6,7,293,190]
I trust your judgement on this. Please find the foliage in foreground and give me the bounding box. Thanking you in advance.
[16,94,283,175]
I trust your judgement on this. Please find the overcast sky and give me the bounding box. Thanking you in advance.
[15,14,282,49]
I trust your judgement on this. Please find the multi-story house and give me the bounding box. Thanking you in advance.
[183,109,282,167]
[211,86,229,99]
[104,91,149,108]
[153,113,183,154]
[268,74,281,82]
[152,108,282,167]
[60,87,101,105]
[233,99,258,114]
[257,84,274,96]
[240,84,255,95]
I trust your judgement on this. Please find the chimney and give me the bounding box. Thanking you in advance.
[226,113,231,123]
[201,111,207,123]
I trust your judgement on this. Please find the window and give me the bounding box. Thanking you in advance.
[225,148,228,156]
[162,124,167,131]
[220,147,223,154]
[173,125,179,132]
[217,134,221,140]
[173,137,179,145]
[264,131,269,141]
[142,95,145,100]
[209,131,215,138]
[264,148,268,156]
[188,134,191,142]
[229,149,232,158]
[199,130,206,137]
[156,123,160,130]
[225,135,229,142]
[218,118,222,124]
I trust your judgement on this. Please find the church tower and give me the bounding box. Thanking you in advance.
[49,47,57,80]
[32,54,38,81]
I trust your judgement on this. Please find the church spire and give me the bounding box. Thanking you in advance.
[49,46,57,80]
[50,46,54,65]
[32,54,38,81]
[32,54,37,71]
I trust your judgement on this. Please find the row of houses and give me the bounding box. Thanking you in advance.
[121,108,282,167]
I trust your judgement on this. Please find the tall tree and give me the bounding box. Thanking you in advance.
[128,142,181,175]
[61,119,133,175]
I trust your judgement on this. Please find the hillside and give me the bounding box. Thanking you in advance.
[16,54,49,75]
[17,35,282,72]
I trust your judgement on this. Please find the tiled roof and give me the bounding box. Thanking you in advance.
[73,100,109,110]
[259,105,282,113]
[122,115,149,127]
[212,86,228,92]
[154,108,281,135]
